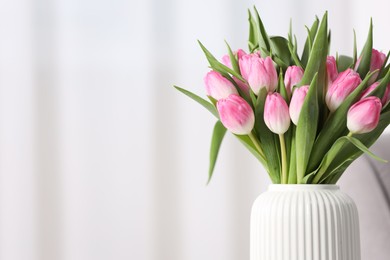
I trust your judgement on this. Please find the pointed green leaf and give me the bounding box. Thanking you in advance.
[288,127,297,184]
[253,6,270,57]
[366,68,390,98]
[235,135,268,169]
[337,55,354,71]
[356,18,373,78]
[269,36,291,69]
[353,30,358,64]
[296,74,319,183]
[174,86,219,118]
[198,41,245,81]
[312,135,386,183]
[207,121,227,184]
[301,16,319,67]
[225,41,240,74]
[248,9,259,52]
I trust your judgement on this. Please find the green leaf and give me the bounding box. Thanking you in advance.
[356,18,373,78]
[235,135,268,169]
[225,41,240,74]
[248,9,259,52]
[300,13,328,86]
[307,71,375,173]
[320,159,353,184]
[207,121,227,184]
[319,110,390,182]
[299,12,328,122]
[254,88,281,183]
[366,68,390,98]
[288,127,297,184]
[278,70,289,101]
[269,36,291,69]
[301,16,319,67]
[174,86,219,118]
[198,41,245,81]
[253,6,270,57]
[353,30,358,64]
[296,74,319,183]
[337,55,354,71]
[287,39,303,68]
[312,135,386,183]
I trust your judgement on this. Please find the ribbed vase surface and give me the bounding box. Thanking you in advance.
[250,185,360,260]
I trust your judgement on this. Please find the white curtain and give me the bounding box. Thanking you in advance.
[0,0,389,260]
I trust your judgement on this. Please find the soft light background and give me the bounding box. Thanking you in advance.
[0,0,389,260]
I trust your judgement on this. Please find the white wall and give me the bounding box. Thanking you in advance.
[0,0,389,260]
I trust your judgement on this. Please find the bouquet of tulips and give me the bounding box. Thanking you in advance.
[175,8,390,184]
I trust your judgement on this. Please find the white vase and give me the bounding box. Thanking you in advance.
[250,184,361,260]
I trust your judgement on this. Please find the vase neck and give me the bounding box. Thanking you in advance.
[268,184,339,191]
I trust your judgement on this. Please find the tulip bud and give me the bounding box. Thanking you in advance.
[239,54,278,94]
[204,71,238,100]
[264,93,291,134]
[360,82,390,106]
[383,85,390,105]
[217,94,255,135]
[347,96,382,134]
[284,66,304,97]
[221,49,247,68]
[355,49,386,84]
[289,85,309,125]
[220,50,251,97]
[326,69,362,112]
[326,56,338,84]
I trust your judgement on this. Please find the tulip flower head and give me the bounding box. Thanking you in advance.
[284,65,304,97]
[239,54,278,94]
[355,49,386,84]
[383,85,390,106]
[289,85,309,125]
[204,71,238,100]
[361,82,390,106]
[221,49,247,68]
[264,93,291,134]
[326,56,338,85]
[347,96,382,134]
[326,69,362,112]
[221,50,251,97]
[217,94,255,135]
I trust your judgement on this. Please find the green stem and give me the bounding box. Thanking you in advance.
[248,132,266,159]
[347,132,353,137]
[279,134,288,184]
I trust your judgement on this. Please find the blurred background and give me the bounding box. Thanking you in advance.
[0,0,389,259]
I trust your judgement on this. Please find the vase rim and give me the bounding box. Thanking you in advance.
[268,184,339,191]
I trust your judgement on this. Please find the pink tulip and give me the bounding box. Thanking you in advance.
[264,93,290,134]
[355,49,386,84]
[383,85,390,105]
[239,54,278,94]
[360,82,390,105]
[217,94,255,135]
[289,85,309,125]
[326,69,362,112]
[326,56,338,85]
[221,49,247,68]
[347,96,382,134]
[221,49,250,97]
[204,71,238,100]
[284,66,304,97]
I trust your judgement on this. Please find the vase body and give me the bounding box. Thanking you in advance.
[250,184,360,260]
